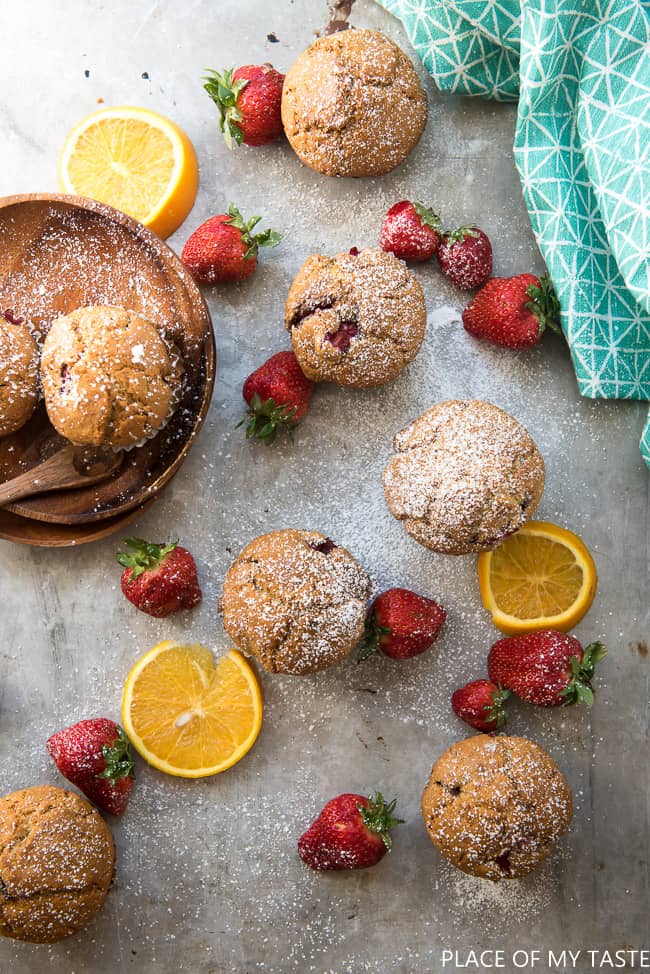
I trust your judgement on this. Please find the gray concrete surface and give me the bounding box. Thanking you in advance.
[1,1,649,972]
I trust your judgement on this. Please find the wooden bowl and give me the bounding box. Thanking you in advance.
[0,194,215,543]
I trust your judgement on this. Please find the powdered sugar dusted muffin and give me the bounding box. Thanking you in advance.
[41,305,183,449]
[383,400,545,554]
[285,248,426,388]
[421,735,573,881]
[221,529,372,675]
[0,785,115,943]
[281,29,427,178]
[0,311,39,437]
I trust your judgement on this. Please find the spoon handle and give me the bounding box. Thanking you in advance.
[0,447,76,505]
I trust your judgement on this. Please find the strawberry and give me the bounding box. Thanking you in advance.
[47,719,135,816]
[358,587,446,661]
[181,205,281,284]
[298,792,403,871]
[117,538,202,618]
[488,630,607,707]
[462,273,561,349]
[204,64,285,148]
[379,201,442,262]
[436,226,493,290]
[241,351,314,445]
[451,679,509,732]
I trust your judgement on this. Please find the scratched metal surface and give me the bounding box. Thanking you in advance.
[1,1,648,972]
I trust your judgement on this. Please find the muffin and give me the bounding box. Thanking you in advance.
[421,735,573,881]
[281,29,427,177]
[383,400,545,554]
[0,311,39,437]
[285,247,427,388]
[221,529,372,674]
[41,305,184,449]
[0,785,115,943]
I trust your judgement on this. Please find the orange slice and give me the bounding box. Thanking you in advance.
[59,106,199,238]
[122,641,263,778]
[478,521,597,635]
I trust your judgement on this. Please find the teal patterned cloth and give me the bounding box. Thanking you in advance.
[377,0,650,469]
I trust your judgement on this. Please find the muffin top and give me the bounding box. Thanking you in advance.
[0,311,40,437]
[285,247,427,388]
[383,400,545,554]
[41,305,183,449]
[0,785,115,943]
[421,735,573,881]
[281,29,427,177]
[221,529,372,675]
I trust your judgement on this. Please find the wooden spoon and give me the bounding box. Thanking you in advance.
[0,445,123,507]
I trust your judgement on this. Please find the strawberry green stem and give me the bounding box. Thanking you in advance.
[486,687,510,730]
[240,393,297,445]
[203,68,249,149]
[225,204,281,259]
[525,274,562,336]
[98,727,135,785]
[559,642,607,706]
[117,538,177,578]
[412,202,443,233]
[442,225,479,245]
[356,610,390,662]
[359,792,404,851]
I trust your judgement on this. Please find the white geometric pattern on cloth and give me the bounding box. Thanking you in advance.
[375,0,650,469]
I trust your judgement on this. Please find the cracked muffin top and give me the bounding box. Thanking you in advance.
[285,247,427,388]
[41,305,184,450]
[221,529,372,675]
[421,735,573,881]
[281,29,427,178]
[0,785,115,943]
[383,400,545,554]
[0,311,40,437]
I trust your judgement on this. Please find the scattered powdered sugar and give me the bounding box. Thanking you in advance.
[222,528,371,674]
[1,3,644,970]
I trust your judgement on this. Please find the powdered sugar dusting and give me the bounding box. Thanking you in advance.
[286,246,426,387]
[222,528,372,674]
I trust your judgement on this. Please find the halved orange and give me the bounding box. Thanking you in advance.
[122,641,263,778]
[59,106,199,238]
[478,521,598,635]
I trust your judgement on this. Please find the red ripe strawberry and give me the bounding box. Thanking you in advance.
[241,350,314,445]
[117,538,202,618]
[204,64,285,148]
[451,679,510,732]
[358,587,446,661]
[462,273,561,349]
[47,719,135,816]
[379,201,442,262]
[488,630,607,707]
[437,226,493,290]
[298,792,403,871]
[181,205,281,284]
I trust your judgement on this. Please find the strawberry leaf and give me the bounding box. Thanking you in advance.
[558,642,606,706]
[203,68,249,149]
[359,792,404,851]
[412,202,442,232]
[98,727,135,785]
[485,686,510,729]
[240,393,297,445]
[117,538,177,578]
[443,225,479,245]
[225,204,281,260]
[357,610,391,662]
[525,274,562,336]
